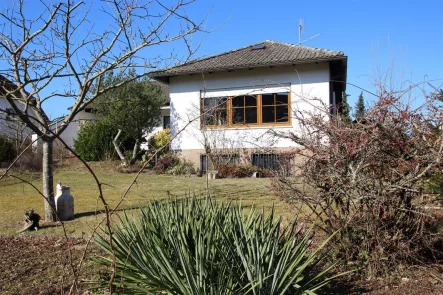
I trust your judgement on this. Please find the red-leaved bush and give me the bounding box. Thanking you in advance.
[272,86,443,276]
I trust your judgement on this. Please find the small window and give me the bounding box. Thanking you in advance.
[163,116,170,129]
[232,95,258,125]
[261,93,289,124]
[252,43,266,50]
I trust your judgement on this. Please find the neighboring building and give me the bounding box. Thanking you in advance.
[49,107,98,149]
[0,75,34,146]
[150,40,347,170]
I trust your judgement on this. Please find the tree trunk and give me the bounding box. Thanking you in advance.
[42,140,56,222]
[129,139,140,166]
[113,129,128,166]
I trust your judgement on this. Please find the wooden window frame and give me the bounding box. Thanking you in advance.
[201,92,292,128]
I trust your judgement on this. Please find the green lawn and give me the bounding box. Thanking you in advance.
[0,163,291,236]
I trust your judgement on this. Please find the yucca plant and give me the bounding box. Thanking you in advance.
[92,196,342,294]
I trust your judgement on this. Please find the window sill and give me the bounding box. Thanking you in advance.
[202,124,293,131]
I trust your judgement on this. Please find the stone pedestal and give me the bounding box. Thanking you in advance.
[207,170,218,180]
[55,182,74,221]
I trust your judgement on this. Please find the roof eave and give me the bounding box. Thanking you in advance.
[150,56,347,84]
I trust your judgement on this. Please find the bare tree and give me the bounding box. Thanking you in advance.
[0,0,206,221]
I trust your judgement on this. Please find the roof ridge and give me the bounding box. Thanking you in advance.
[266,40,343,54]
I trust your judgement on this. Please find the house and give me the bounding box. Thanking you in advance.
[150,40,347,170]
[0,75,35,146]
[49,107,98,149]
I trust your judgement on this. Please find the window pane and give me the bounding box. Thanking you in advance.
[203,114,214,126]
[262,94,274,106]
[276,93,288,105]
[202,97,228,126]
[232,96,244,107]
[245,107,257,124]
[213,108,227,125]
[245,95,257,106]
[204,97,227,109]
[275,105,289,122]
[232,108,244,124]
[262,106,275,123]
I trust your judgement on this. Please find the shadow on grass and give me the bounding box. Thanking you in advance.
[73,205,145,219]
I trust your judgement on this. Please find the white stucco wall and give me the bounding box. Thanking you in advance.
[168,63,330,151]
[0,97,35,140]
[52,110,98,148]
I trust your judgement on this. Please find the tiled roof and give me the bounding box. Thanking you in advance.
[0,74,19,96]
[150,40,346,79]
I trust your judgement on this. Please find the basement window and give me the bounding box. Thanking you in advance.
[200,154,239,173]
[251,153,292,176]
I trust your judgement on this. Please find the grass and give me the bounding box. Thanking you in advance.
[0,161,290,236]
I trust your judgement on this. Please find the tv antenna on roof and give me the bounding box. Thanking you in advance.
[297,19,320,45]
[298,19,304,44]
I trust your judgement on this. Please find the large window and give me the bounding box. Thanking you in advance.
[202,92,290,127]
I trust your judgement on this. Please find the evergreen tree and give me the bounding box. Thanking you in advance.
[354,92,366,120]
[90,70,166,166]
[340,92,352,122]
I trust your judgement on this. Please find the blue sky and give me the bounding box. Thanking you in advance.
[3,0,442,118]
[193,0,443,109]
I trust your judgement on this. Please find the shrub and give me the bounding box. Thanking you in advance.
[166,158,196,175]
[217,163,268,178]
[272,91,443,277]
[153,153,178,174]
[93,196,342,294]
[53,139,70,161]
[0,135,16,163]
[74,120,116,161]
[15,149,42,171]
[145,128,170,165]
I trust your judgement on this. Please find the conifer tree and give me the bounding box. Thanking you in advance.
[341,92,352,122]
[354,92,366,120]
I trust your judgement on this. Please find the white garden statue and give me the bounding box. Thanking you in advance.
[55,182,74,221]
